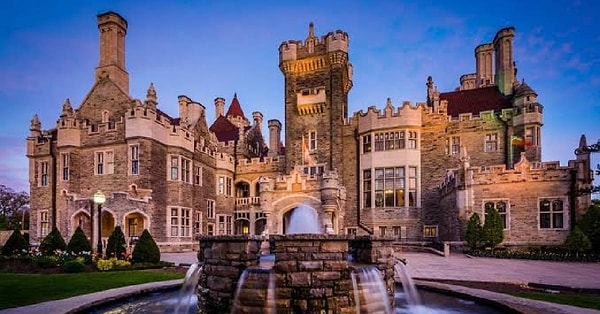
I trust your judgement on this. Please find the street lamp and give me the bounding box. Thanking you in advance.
[93,190,106,255]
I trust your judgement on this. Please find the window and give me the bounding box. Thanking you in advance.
[379,226,387,237]
[362,170,372,208]
[218,176,225,195]
[170,156,179,180]
[303,165,324,176]
[408,166,417,207]
[217,214,233,235]
[408,131,417,149]
[362,135,372,153]
[168,207,191,237]
[61,153,69,181]
[226,177,233,196]
[130,145,139,175]
[346,228,357,235]
[181,158,191,183]
[207,223,214,235]
[128,218,140,237]
[194,166,203,185]
[308,131,317,151]
[40,210,49,238]
[423,225,438,238]
[374,167,405,208]
[207,199,215,218]
[398,131,406,149]
[40,161,49,186]
[105,151,114,174]
[485,133,498,152]
[96,152,104,175]
[525,126,539,146]
[374,133,384,151]
[539,198,565,229]
[449,136,460,155]
[484,200,509,230]
[194,211,202,234]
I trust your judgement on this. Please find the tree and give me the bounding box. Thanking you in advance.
[482,208,504,249]
[106,226,127,259]
[465,212,483,251]
[67,226,92,254]
[565,226,592,254]
[0,185,29,230]
[132,229,160,264]
[39,227,67,255]
[579,200,600,253]
[1,228,28,256]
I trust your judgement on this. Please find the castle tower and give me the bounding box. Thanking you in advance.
[268,119,282,156]
[95,12,129,94]
[493,27,515,95]
[512,80,543,162]
[475,43,494,87]
[279,23,353,173]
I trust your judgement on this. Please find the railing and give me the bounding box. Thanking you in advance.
[235,197,261,206]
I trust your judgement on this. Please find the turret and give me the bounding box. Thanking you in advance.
[145,82,157,109]
[95,11,129,94]
[30,114,41,137]
[178,95,205,127]
[512,80,543,162]
[214,97,225,120]
[268,119,282,157]
[493,27,516,95]
[252,111,263,130]
[475,43,494,87]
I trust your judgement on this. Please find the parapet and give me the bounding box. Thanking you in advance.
[325,30,349,53]
[97,11,128,30]
[493,26,515,44]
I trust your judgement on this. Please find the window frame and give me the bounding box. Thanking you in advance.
[483,199,510,230]
[129,144,140,175]
[538,198,566,230]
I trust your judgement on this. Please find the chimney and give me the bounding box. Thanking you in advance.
[95,12,129,94]
[268,119,282,156]
[214,97,225,120]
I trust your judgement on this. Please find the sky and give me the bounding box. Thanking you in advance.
[1,0,599,193]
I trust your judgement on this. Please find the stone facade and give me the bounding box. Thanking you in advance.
[26,12,593,252]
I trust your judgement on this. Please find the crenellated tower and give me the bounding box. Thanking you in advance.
[95,11,129,94]
[279,22,353,174]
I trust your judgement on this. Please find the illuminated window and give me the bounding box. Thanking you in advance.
[408,166,417,207]
[423,225,438,238]
[485,133,498,152]
[539,198,565,229]
[374,167,405,208]
[484,200,509,230]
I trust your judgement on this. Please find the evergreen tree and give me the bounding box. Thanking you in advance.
[1,228,28,256]
[67,226,92,254]
[565,226,592,253]
[465,212,483,251]
[132,229,160,264]
[579,201,600,253]
[482,208,504,249]
[39,226,67,255]
[105,226,127,259]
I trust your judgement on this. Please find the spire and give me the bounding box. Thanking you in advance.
[226,93,246,119]
[30,114,41,132]
[308,22,315,38]
[61,98,73,116]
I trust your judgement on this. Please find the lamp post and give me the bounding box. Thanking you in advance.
[93,190,106,255]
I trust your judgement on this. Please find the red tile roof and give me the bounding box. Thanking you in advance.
[226,93,246,118]
[439,86,512,117]
[209,116,239,142]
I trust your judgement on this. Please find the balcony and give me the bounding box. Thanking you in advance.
[235,196,261,207]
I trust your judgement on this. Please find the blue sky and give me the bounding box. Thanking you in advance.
[1,0,599,193]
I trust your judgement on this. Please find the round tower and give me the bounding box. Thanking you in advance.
[267,119,282,157]
[493,27,515,95]
[512,80,543,162]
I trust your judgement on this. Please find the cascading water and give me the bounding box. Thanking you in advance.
[394,261,423,313]
[286,204,322,234]
[174,263,202,314]
[230,268,277,314]
[351,266,393,314]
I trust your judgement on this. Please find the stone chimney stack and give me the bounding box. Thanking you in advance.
[95,11,129,94]
[214,97,225,120]
[268,119,282,156]
[252,111,263,130]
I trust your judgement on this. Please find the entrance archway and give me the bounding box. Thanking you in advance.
[71,211,91,239]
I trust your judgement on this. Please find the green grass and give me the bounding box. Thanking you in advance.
[0,270,185,310]
[514,292,600,310]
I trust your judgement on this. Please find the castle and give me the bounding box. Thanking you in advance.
[26,12,593,252]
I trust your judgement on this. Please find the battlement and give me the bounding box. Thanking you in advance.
[446,108,513,122]
[350,99,425,132]
[97,11,128,29]
[324,30,349,53]
[474,43,493,54]
[279,24,348,63]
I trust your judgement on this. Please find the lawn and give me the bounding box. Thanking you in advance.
[0,270,185,310]
[514,292,600,311]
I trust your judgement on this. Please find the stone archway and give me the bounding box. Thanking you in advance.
[100,211,115,238]
[124,212,146,238]
[71,211,91,240]
[235,219,250,235]
[254,218,267,235]
[282,205,321,234]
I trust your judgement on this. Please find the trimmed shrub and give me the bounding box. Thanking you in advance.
[132,229,160,264]
[1,228,28,256]
[106,226,127,259]
[565,226,592,253]
[61,259,86,273]
[39,227,67,255]
[465,213,483,251]
[482,208,504,249]
[67,226,92,255]
[579,202,600,253]
[34,255,59,268]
